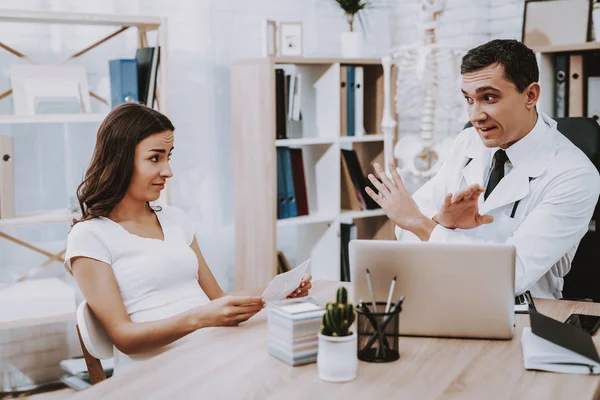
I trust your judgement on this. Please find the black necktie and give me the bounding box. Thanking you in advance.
[484,150,509,200]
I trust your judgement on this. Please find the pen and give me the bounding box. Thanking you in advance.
[366,268,386,357]
[366,268,378,313]
[385,276,396,313]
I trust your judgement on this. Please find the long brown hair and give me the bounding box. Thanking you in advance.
[74,103,175,225]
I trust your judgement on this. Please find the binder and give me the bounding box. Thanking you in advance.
[289,148,309,216]
[340,66,348,136]
[275,69,287,139]
[354,66,365,137]
[281,148,298,218]
[292,74,302,122]
[554,54,569,118]
[340,155,362,211]
[276,148,288,219]
[340,223,357,282]
[347,66,356,136]
[0,135,15,218]
[588,77,600,123]
[340,149,380,210]
[108,59,139,108]
[569,55,584,117]
[135,47,160,108]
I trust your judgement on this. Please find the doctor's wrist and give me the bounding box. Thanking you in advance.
[410,216,438,242]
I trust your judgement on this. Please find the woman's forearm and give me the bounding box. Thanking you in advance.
[113,307,208,355]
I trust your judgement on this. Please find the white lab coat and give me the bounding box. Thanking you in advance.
[396,112,600,299]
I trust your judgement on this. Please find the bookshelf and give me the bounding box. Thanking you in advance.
[0,9,169,282]
[231,57,398,290]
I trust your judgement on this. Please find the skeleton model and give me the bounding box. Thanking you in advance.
[381,0,467,188]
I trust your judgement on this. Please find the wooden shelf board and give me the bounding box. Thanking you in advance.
[532,41,600,54]
[339,134,385,143]
[340,209,387,220]
[275,137,336,146]
[0,210,77,228]
[0,9,161,28]
[0,113,107,124]
[274,57,382,65]
[276,214,336,227]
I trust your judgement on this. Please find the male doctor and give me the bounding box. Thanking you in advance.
[366,39,600,299]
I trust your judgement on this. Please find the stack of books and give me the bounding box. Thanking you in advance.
[267,300,324,366]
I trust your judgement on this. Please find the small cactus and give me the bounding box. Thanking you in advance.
[321,286,355,337]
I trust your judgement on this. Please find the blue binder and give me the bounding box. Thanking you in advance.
[109,59,139,108]
[347,66,355,136]
[276,148,288,219]
[282,148,297,218]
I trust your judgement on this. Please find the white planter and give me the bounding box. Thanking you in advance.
[340,32,364,58]
[317,332,357,382]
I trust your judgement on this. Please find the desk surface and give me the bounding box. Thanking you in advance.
[72,281,600,400]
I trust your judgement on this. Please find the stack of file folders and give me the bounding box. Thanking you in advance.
[267,299,324,366]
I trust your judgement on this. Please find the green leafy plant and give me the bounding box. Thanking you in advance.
[321,287,355,337]
[333,0,376,32]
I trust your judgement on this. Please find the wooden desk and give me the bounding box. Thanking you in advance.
[72,281,600,400]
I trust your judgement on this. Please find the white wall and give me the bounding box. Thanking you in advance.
[0,0,392,386]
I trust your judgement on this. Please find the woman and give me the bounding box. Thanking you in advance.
[65,103,312,375]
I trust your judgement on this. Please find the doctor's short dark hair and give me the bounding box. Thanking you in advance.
[460,39,539,93]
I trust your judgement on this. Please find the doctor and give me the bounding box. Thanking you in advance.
[366,39,600,299]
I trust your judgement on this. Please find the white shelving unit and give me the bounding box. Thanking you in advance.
[0,113,108,124]
[0,9,169,279]
[231,57,397,290]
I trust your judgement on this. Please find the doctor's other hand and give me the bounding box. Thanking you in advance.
[432,185,494,230]
[198,295,265,327]
[365,163,435,241]
[286,274,312,299]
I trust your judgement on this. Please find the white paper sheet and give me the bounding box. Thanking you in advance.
[262,259,310,303]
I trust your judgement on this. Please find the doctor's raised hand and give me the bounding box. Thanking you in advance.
[365,162,494,240]
[432,184,494,229]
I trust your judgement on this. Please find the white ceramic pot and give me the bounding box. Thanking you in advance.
[340,31,364,58]
[317,332,357,382]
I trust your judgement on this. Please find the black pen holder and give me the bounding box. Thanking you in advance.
[356,301,402,363]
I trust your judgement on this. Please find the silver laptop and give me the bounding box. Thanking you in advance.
[349,240,516,340]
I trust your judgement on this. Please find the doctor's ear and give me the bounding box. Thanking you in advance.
[524,82,540,110]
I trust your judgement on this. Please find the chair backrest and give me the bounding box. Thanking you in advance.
[464,117,600,300]
[76,300,113,384]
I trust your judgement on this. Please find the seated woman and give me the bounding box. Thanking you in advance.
[65,103,312,375]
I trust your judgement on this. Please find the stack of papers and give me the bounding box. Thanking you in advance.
[267,300,324,366]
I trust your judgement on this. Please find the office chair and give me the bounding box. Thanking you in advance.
[76,300,113,384]
[464,117,600,301]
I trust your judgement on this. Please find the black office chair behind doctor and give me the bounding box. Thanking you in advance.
[464,117,600,301]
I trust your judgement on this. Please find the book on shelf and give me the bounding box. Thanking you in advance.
[275,68,303,140]
[277,251,292,275]
[135,46,160,108]
[522,309,600,374]
[276,147,308,220]
[340,223,357,282]
[0,135,15,219]
[341,149,380,210]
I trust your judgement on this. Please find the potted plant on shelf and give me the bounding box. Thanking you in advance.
[333,0,374,58]
[317,286,357,382]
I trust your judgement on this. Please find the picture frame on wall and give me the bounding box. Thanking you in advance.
[262,19,277,57]
[279,22,303,57]
[522,0,594,48]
